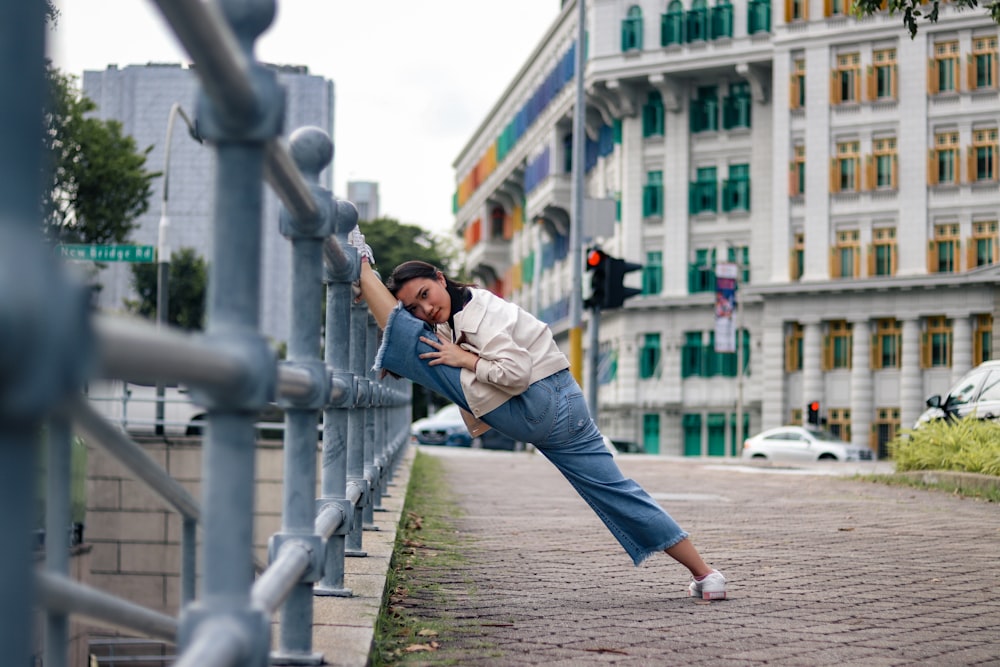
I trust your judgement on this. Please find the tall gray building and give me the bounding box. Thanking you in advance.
[83,62,335,345]
[346,180,380,221]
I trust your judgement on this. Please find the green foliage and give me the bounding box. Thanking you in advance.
[889,416,1000,476]
[358,217,458,283]
[125,247,208,331]
[42,64,157,245]
[851,0,1000,37]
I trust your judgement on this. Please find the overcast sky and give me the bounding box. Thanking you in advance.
[47,1,562,237]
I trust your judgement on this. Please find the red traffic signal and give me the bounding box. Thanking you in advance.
[584,248,610,309]
[807,401,820,426]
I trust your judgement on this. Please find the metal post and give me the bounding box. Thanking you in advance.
[316,195,359,596]
[735,276,744,457]
[181,518,197,605]
[272,127,334,666]
[363,315,379,530]
[44,419,72,667]
[346,295,369,557]
[587,306,601,418]
[569,0,587,385]
[273,244,323,665]
[316,238,355,594]
[1,3,89,664]
[176,2,279,665]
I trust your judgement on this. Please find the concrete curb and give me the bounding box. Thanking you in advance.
[895,469,1000,495]
[271,445,414,667]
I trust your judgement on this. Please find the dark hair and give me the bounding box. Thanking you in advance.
[386,260,475,296]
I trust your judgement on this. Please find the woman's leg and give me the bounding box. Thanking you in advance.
[665,538,713,578]
[492,371,690,566]
[372,305,470,410]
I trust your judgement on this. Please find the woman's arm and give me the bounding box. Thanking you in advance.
[357,261,397,329]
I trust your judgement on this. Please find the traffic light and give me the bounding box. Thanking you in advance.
[583,248,643,310]
[807,401,820,426]
[584,247,609,309]
[604,256,643,309]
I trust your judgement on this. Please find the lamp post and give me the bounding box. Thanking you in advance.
[155,103,201,435]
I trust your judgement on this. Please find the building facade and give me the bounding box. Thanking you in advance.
[82,62,335,346]
[347,180,381,221]
[453,0,999,457]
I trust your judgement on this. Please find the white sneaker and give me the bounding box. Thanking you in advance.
[689,570,727,600]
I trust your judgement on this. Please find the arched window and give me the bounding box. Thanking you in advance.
[490,206,506,239]
[621,5,644,51]
[711,0,733,39]
[662,0,686,46]
[687,0,708,42]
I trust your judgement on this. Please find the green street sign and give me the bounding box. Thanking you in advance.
[58,244,156,263]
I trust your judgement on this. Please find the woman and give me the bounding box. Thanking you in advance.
[352,234,726,600]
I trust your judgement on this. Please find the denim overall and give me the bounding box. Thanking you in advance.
[374,303,689,565]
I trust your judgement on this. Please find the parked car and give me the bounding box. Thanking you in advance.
[742,426,874,462]
[87,380,206,437]
[411,404,473,447]
[914,360,1000,428]
[88,380,297,439]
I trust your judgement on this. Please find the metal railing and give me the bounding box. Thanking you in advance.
[0,2,410,666]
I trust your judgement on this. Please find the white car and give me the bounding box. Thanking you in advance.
[742,426,874,462]
[411,404,473,447]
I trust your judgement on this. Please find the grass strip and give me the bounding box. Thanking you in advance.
[371,450,474,666]
[859,472,1000,503]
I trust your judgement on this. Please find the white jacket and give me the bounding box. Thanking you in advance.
[436,289,569,428]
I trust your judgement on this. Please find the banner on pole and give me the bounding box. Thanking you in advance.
[714,262,738,353]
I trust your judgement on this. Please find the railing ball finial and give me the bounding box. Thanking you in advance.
[218,0,276,46]
[289,126,333,185]
[333,199,359,236]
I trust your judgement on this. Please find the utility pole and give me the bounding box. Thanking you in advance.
[568,0,586,387]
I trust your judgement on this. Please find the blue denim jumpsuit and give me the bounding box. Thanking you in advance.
[374,303,689,566]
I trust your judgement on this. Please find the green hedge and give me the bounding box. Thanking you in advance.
[889,416,1000,476]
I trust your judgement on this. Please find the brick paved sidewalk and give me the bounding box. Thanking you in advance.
[396,448,999,666]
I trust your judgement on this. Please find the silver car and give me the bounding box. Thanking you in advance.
[914,360,1000,428]
[742,426,874,462]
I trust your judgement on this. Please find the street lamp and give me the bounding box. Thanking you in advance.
[155,103,201,435]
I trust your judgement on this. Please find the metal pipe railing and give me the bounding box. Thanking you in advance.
[252,541,314,614]
[15,2,416,666]
[35,572,178,641]
[93,315,245,391]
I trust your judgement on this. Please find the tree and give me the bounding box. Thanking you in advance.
[126,248,208,331]
[852,0,1000,37]
[358,216,458,281]
[41,64,157,245]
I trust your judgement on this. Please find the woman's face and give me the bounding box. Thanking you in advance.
[395,273,451,325]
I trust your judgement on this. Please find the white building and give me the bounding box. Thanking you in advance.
[454,0,999,457]
[82,62,335,346]
[347,180,381,221]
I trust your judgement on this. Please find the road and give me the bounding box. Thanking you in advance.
[391,448,999,666]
